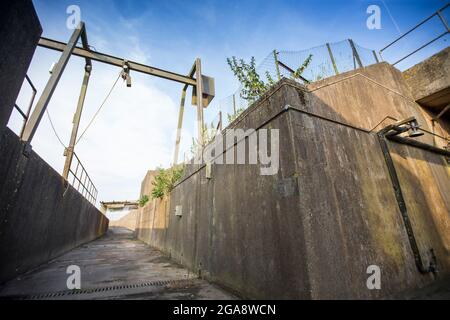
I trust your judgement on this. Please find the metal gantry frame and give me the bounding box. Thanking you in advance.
[20,21,214,184]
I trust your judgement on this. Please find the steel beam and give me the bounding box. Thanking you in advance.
[195,58,204,146]
[21,24,84,143]
[173,63,196,165]
[433,103,450,121]
[173,88,187,166]
[63,65,92,180]
[38,37,196,86]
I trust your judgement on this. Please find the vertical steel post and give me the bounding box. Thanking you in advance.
[348,39,363,69]
[273,50,281,80]
[173,87,187,165]
[372,50,380,63]
[21,23,85,143]
[326,43,339,75]
[63,64,92,180]
[195,58,204,146]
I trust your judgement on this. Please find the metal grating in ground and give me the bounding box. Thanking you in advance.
[0,278,197,300]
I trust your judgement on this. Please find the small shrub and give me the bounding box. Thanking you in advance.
[227,107,245,123]
[138,194,149,207]
[151,166,184,199]
[226,53,313,103]
[190,122,218,158]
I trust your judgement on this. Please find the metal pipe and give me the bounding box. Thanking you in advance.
[377,120,439,274]
[387,134,450,157]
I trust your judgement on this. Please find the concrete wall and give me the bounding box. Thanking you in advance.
[402,47,450,150]
[109,209,138,231]
[0,1,108,284]
[136,63,449,299]
[0,128,109,284]
[0,0,42,132]
[403,47,450,110]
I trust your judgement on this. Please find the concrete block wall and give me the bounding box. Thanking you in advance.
[0,128,109,284]
[136,63,449,299]
[0,0,42,132]
[109,210,138,231]
[0,0,109,285]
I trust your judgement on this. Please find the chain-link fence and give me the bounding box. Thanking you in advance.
[205,39,379,130]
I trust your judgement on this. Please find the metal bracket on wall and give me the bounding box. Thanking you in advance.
[22,142,32,158]
[377,117,441,275]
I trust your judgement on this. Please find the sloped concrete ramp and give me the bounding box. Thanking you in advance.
[0,228,235,300]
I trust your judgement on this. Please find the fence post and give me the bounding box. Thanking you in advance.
[372,50,380,63]
[348,39,363,69]
[273,50,281,80]
[326,43,339,75]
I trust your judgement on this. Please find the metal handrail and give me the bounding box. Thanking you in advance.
[379,3,450,65]
[14,75,37,138]
[67,152,98,204]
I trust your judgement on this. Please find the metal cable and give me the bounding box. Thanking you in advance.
[75,71,122,145]
[45,109,67,148]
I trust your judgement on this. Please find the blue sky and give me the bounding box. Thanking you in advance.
[9,0,448,204]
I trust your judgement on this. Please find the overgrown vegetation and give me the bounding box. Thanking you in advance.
[151,166,184,199]
[292,54,313,81]
[226,56,273,103]
[227,54,313,101]
[138,194,149,207]
[190,122,219,158]
[226,53,313,121]
[227,107,245,123]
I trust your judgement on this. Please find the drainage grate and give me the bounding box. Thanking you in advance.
[0,278,196,300]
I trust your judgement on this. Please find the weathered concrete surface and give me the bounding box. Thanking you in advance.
[403,47,450,111]
[140,170,158,198]
[109,209,138,231]
[0,227,236,300]
[136,63,450,299]
[0,128,109,284]
[0,0,42,132]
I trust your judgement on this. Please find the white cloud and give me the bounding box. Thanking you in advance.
[8,43,179,205]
